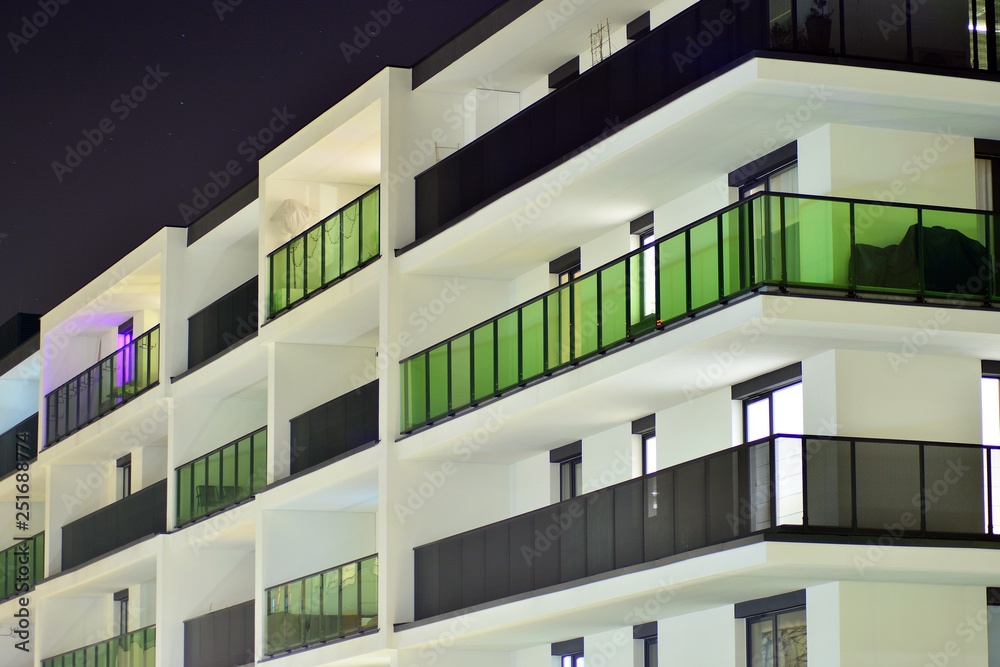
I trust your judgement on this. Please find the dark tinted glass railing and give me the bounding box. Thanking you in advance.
[188,276,259,369]
[265,554,378,655]
[268,186,380,318]
[414,434,996,619]
[183,600,253,667]
[0,413,37,478]
[401,193,997,432]
[413,0,998,240]
[0,532,43,601]
[176,427,267,526]
[290,381,378,476]
[45,326,160,447]
[62,479,167,571]
[42,625,156,667]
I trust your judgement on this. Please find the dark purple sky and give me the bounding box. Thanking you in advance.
[0,0,499,323]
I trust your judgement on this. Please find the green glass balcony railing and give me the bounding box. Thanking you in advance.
[401,192,998,431]
[0,532,43,601]
[268,185,380,318]
[265,554,378,655]
[45,326,160,447]
[42,625,155,667]
[176,427,266,526]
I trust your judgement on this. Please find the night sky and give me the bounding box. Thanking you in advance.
[0,0,500,324]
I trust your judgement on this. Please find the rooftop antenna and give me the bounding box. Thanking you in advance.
[590,19,612,66]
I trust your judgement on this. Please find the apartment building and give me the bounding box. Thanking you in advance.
[1,0,1000,664]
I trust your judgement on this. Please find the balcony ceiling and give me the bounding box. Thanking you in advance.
[398,58,1000,281]
[419,0,656,94]
[268,99,380,186]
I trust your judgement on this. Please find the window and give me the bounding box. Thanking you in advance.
[734,365,804,527]
[743,382,803,442]
[633,414,656,476]
[560,456,583,500]
[117,318,134,390]
[747,607,807,667]
[550,248,581,285]
[631,213,657,322]
[642,433,657,475]
[552,638,584,667]
[116,454,132,500]
[114,589,129,635]
[729,142,798,200]
[981,370,1000,533]
[740,162,798,199]
[644,637,658,667]
[551,442,583,501]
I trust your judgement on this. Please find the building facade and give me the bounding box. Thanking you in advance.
[1,0,1000,664]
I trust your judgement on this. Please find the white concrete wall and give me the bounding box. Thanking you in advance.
[463,89,520,145]
[808,581,988,667]
[657,387,738,469]
[585,627,636,667]
[268,343,373,481]
[582,423,636,493]
[798,124,977,209]
[513,644,551,667]
[581,223,632,274]
[660,605,738,665]
[654,177,730,239]
[512,450,554,513]
[261,510,374,588]
[803,349,982,443]
[0,378,38,433]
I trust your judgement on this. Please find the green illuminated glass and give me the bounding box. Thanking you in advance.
[42,626,155,667]
[264,555,378,655]
[268,186,380,317]
[399,195,1000,432]
[175,427,267,525]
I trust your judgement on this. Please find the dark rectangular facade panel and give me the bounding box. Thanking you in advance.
[183,600,254,667]
[187,277,259,369]
[289,380,378,475]
[61,479,167,571]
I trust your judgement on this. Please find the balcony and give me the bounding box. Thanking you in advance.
[62,480,167,571]
[289,381,378,476]
[414,433,996,620]
[45,326,161,447]
[400,193,997,432]
[268,186,380,319]
[187,276,258,370]
[183,600,253,667]
[176,427,266,526]
[412,0,998,241]
[0,413,36,478]
[42,625,156,667]
[0,532,43,601]
[265,554,378,656]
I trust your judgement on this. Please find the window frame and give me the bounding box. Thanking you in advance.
[745,606,807,667]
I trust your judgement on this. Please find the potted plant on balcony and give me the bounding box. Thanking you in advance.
[805,0,834,51]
